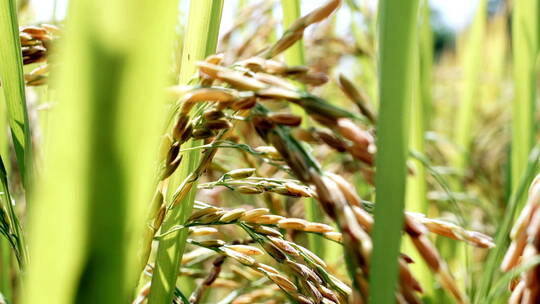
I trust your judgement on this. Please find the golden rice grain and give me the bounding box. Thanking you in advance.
[225,245,265,256]
[240,208,270,221]
[278,218,308,230]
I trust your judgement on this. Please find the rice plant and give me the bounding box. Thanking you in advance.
[0,0,32,188]
[1,0,540,303]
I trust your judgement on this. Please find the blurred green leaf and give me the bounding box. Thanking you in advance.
[23,0,180,302]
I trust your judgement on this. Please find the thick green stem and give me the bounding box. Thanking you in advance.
[369,0,419,303]
[0,0,32,189]
[148,1,223,303]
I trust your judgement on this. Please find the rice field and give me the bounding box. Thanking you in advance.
[0,0,538,303]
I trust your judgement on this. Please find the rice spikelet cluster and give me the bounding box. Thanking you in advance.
[502,175,540,303]
[19,24,58,86]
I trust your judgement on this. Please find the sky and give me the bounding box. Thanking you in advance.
[28,0,480,33]
[431,0,479,31]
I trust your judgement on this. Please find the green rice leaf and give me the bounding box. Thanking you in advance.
[0,0,32,188]
[369,0,419,303]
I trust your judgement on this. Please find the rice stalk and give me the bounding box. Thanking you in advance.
[148,1,224,303]
[281,0,306,69]
[0,0,32,188]
[418,0,433,129]
[511,0,539,197]
[453,0,487,170]
[369,0,419,303]
[404,6,431,293]
[280,0,308,116]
